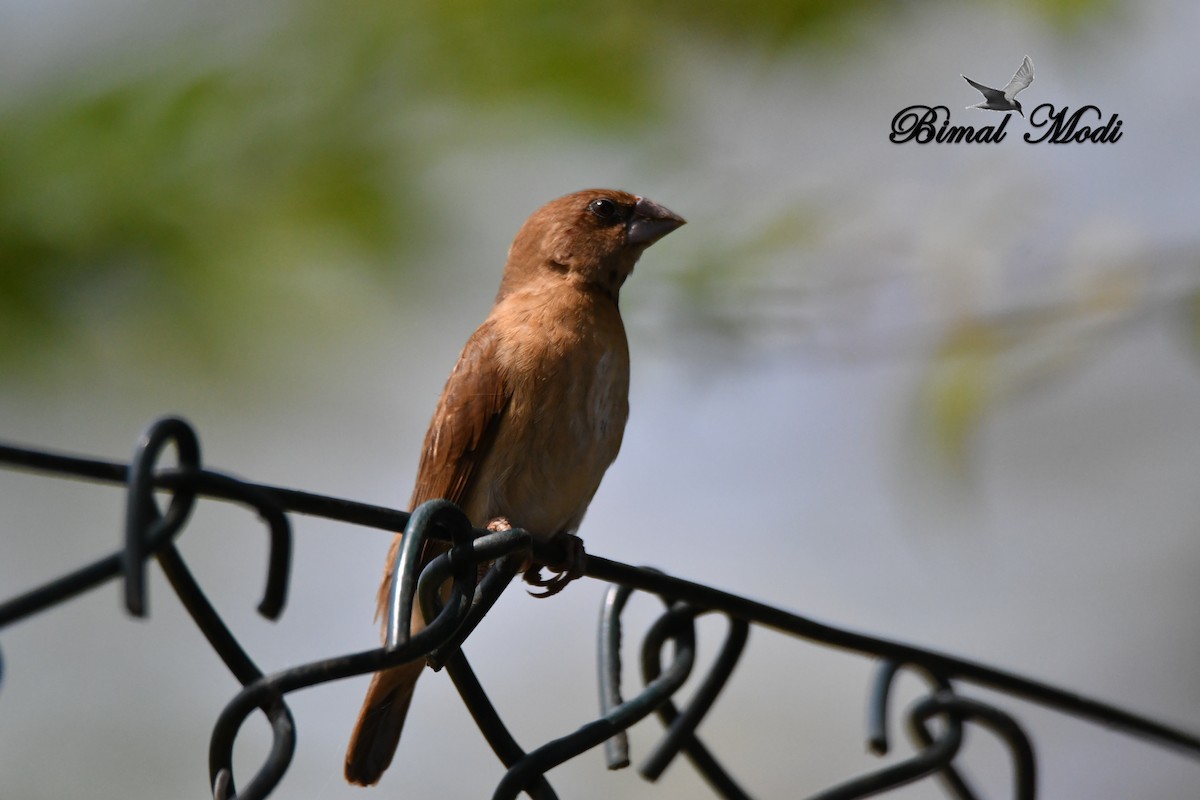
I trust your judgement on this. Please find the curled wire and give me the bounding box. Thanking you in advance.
[0,417,291,627]
[210,501,518,800]
[640,611,749,788]
[598,580,752,798]
[2,417,1200,800]
[123,415,201,617]
[583,555,1200,756]
[913,692,1036,800]
[491,602,700,800]
[812,661,1037,800]
[126,419,294,691]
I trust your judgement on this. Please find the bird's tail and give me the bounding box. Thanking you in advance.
[344,659,425,786]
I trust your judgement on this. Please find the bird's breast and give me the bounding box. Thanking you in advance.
[470,294,630,539]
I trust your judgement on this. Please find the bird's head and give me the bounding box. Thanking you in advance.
[500,189,685,301]
[1014,100,1024,117]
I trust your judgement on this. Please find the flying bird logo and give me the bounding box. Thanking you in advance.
[962,55,1035,116]
[890,53,1121,145]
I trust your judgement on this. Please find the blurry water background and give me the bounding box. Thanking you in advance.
[2,0,1199,797]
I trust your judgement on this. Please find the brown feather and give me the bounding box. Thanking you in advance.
[344,659,424,786]
[373,327,511,623]
[345,189,683,787]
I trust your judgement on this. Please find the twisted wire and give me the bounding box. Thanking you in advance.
[1,416,1198,799]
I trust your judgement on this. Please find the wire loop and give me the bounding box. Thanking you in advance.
[0,416,1197,799]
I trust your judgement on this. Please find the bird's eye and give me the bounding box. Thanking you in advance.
[588,198,618,220]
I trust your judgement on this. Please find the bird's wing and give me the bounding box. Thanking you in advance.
[1002,55,1034,100]
[375,322,510,622]
[962,75,1003,101]
[410,322,510,509]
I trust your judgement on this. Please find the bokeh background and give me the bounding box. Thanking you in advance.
[3,0,1200,797]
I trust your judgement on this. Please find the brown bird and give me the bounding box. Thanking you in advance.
[344,188,685,786]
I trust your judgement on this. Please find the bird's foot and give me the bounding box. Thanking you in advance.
[523,532,586,598]
[476,517,514,580]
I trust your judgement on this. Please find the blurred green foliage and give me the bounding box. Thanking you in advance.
[923,322,1000,468]
[0,0,1108,376]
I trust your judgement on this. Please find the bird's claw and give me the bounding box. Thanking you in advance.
[523,568,573,598]
[523,533,586,598]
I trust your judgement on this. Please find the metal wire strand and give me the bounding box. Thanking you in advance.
[2,416,1200,800]
[492,603,699,800]
[598,581,751,797]
[123,416,202,617]
[808,692,966,800]
[910,692,1036,800]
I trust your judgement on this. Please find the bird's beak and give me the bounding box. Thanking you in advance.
[627,196,686,246]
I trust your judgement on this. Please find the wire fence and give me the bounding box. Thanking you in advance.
[1,415,1198,799]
